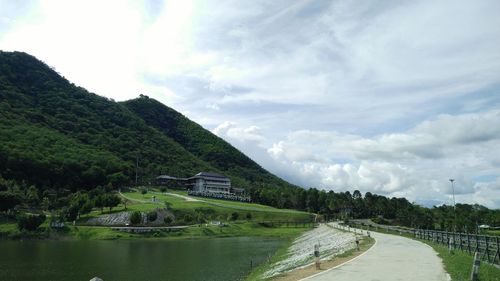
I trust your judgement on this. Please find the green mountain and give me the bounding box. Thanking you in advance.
[0,51,295,197]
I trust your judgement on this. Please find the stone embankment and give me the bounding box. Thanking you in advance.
[262,224,356,279]
[86,208,173,226]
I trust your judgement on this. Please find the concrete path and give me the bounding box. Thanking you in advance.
[303,230,450,281]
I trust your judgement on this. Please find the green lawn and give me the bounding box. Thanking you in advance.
[120,190,312,223]
[426,242,500,281]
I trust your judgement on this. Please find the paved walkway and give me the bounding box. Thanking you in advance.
[304,230,450,281]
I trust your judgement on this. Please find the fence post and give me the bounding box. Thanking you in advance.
[314,244,321,269]
[448,235,454,254]
[470,252,480,281]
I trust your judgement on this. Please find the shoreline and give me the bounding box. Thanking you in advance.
[271,235,375,281]
[0,221,312,241]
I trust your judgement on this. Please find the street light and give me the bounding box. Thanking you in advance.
[449,179,456,232]
[449,179,456,209]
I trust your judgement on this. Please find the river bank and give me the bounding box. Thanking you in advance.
[0,220,311,241]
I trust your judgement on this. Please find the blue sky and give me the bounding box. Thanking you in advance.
[1,0,500,208]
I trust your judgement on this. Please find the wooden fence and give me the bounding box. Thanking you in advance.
[347,221,500,266]
[415,229,500,266]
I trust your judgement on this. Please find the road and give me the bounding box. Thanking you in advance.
[303,229,450,281]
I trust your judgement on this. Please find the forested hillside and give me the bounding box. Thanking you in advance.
[0,51,303,207]
[123,96,293,189]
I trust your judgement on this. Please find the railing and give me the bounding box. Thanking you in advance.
[256,220,318,228]
[347,221,500,266]
[188,190,251,202]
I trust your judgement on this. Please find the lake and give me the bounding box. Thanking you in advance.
[0,237,284,281]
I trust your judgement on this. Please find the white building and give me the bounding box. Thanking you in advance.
[187,172,231,194]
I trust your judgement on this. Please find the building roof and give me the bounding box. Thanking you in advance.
[156,175,178,180]
[195,172,228,179]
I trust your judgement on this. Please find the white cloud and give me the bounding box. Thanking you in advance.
[263,110,500,208]
[213,121,265,144]
[2,0,500,207]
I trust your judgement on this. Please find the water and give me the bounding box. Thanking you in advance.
[0,237,283,281]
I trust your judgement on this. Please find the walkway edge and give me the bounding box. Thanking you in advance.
[299,236,378,281]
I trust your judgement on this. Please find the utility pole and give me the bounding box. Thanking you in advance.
[135,154,139,185]
[449,179,456,231]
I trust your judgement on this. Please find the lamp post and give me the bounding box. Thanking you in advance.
[449,179,456,232]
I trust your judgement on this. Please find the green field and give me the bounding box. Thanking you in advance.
[119,189,313,223]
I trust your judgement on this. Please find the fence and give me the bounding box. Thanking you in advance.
[347,221,500,266]
[257,220,318,228]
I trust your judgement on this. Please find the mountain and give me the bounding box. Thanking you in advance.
[0,51,296,196]
[122,97,291,188]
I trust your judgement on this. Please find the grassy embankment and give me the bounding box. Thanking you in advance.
[1,189,313,240]
[359,225,500,281]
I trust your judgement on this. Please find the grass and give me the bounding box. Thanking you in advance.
[120,190,312,222]
[485,229,500,236]
[424,242,500,281]
[63,222,312,240]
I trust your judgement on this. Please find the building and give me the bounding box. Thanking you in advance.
[156,172,250,202]
[155,175,187,189]
[187,172,231,194]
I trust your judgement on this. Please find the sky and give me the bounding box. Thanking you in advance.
[1,0,500,208]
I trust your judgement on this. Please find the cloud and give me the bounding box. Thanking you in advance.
[2,0,500,207]
[263,110,500,207]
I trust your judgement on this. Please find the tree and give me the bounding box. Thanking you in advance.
[26,186,40,206]
[147,211,158,222]
[353,190,362,200]
[0,191,21,212]
[122,197,129,210]
[130,211,142,224]
[17,213,46,231]
[246,212,252,220]
[94,194,105,213]
[104,194,121,212]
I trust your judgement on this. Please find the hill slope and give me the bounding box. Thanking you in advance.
[0,51,295,195]
[123,96,294,189]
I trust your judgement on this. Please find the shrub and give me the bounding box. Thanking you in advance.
[159,187,167,193]
[183,214,193,223]
[17,213,46,231]
[147,211,158,222]
[231,212,239,221]
[130,211,142,225]
[246,212,252,220]
[164,216,173,225]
